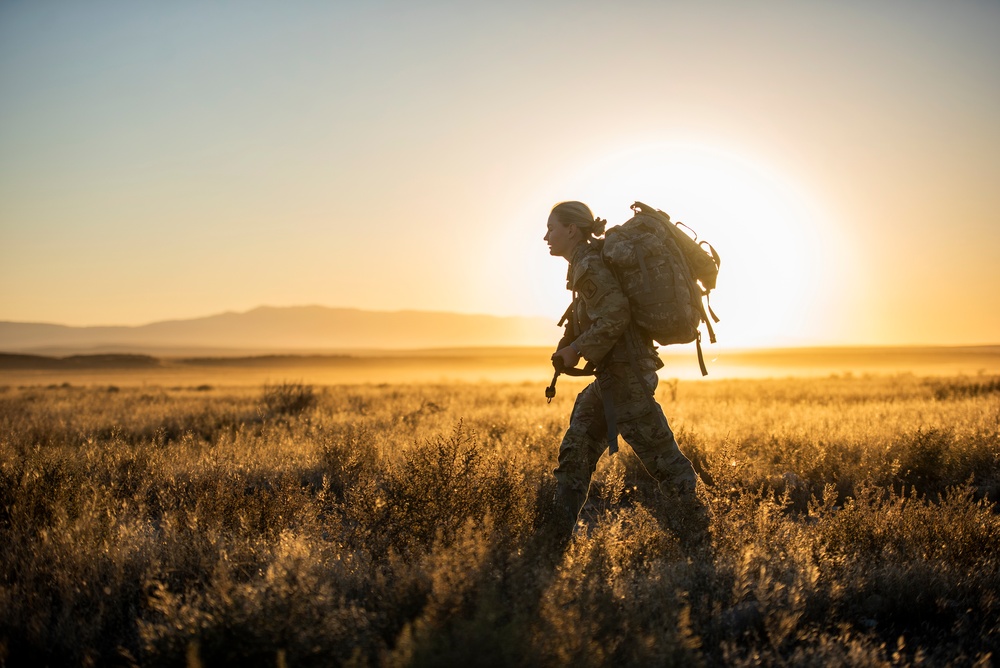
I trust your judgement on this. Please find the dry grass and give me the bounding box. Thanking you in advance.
[1,375,998,666]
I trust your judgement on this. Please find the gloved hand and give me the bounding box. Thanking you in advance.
[551,345,581,371]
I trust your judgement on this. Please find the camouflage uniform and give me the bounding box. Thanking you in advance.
[552,241,700,539]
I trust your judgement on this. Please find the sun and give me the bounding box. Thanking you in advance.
[544,142,851,349]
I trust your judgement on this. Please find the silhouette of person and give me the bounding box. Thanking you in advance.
[544,201,707,544]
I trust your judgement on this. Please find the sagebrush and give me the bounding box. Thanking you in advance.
[1,375,998,666]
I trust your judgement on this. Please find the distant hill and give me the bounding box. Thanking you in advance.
[0,305,561,356]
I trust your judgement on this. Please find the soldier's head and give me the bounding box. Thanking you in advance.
[545,201,606,260]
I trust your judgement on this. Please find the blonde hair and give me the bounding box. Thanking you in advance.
[550,201,607,239]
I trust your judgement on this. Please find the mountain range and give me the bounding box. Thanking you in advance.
[0,305,562,356]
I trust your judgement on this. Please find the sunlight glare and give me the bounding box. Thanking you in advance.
[547,143,849,348]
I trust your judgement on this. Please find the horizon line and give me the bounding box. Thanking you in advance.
[4,343,1000,357]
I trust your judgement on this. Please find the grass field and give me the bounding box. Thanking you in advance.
[1,373,999,666]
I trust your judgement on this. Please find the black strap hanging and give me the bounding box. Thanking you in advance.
[696,332,708,377]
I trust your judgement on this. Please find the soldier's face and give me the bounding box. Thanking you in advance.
[545,214,579,259]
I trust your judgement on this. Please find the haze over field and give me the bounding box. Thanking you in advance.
[1,1,998,349]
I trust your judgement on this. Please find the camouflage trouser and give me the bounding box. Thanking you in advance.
[552,364,698,539]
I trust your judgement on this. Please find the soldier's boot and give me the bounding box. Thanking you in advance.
[657,466,712,548]
[547,478,589,553]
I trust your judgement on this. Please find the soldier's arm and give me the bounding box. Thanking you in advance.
[571,256,629,365]
[551,318,579,371]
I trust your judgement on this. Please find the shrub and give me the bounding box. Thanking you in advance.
[258,382,316,419]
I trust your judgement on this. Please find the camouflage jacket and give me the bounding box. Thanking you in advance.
[566,242,661,371]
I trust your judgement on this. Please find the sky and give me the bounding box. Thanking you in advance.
[1,0,998,347]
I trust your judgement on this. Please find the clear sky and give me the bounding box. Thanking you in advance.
[1,0,998,347]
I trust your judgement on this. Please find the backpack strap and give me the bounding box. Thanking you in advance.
[706,292,720,324]
[700,240,721,270]
[557,301,574,328]
[696,331,708,377]
[675,220,698,240]
[597,374,619,455]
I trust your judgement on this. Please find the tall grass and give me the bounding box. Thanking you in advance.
[0,376,997,666]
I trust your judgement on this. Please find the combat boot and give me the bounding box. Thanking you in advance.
[658,475,712,550]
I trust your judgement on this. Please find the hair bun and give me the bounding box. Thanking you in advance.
[550,201,606,239]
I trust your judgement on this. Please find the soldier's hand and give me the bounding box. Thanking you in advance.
[552,345,581,371]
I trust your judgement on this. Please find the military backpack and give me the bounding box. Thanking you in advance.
[602,201,721,375]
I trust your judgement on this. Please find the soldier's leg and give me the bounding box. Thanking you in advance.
[619,409,698,497]
[621,407,711,546]
[551,382,608,541]
[616,370,711,544]
[614,370,699,497]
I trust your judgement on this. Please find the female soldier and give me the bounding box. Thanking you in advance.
[544,201,706,542]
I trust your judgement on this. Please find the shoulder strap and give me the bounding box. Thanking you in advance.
[557,301,574,328]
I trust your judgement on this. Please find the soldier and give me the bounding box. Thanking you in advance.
[544,200,706,543]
